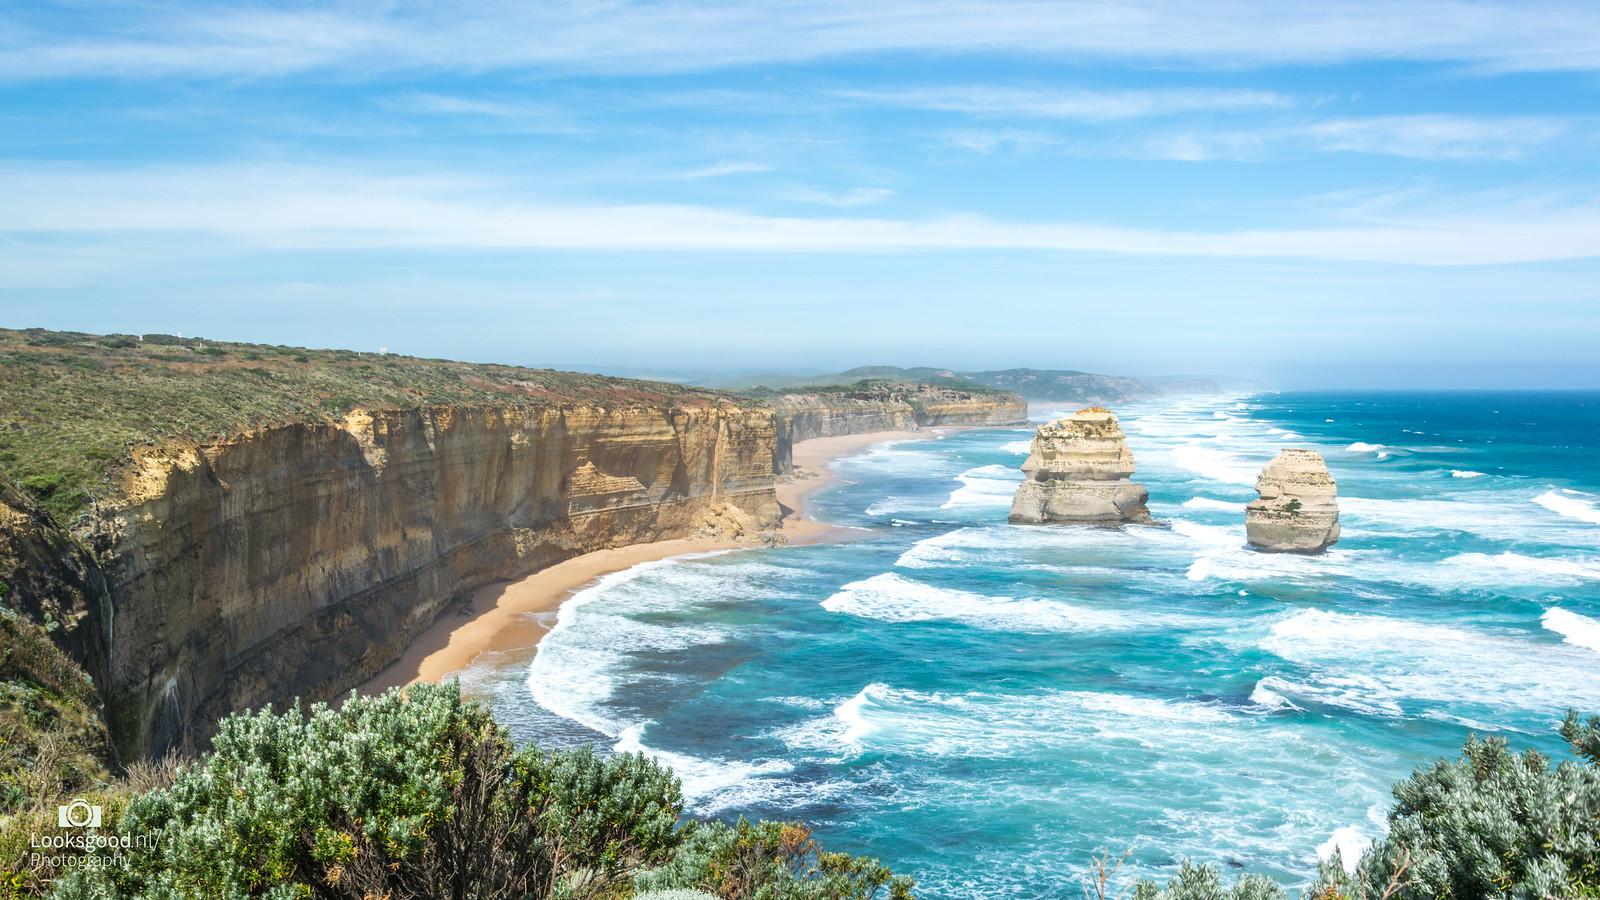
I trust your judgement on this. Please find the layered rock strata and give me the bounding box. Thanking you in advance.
[770,382,1027,471]
[1008,408,1152,524]
[86,402,779,759]
[1245,449,1340,553]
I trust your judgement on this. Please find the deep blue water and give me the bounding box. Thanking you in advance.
[462,391,1600,898]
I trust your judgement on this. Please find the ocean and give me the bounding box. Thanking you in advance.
[459,391,1600,898]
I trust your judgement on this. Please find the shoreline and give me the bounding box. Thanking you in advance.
[359,428,930,693]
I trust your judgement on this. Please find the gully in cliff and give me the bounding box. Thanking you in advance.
[1245,448,1341,553]
[1009,407,1154,525]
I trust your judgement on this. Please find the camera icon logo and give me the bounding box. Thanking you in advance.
[58,798,102,829]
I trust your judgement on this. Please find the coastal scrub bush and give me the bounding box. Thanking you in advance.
[1312,710,1600,899]
[635,818,913,899]
[47,682,912,900]
[53,682,684,899]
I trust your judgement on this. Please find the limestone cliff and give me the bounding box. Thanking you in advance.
[769,381,1026,470]
[0,330,1027,762]
[1246,449,1340,553]
[1009,408,1152,525]
[94,403,779,759]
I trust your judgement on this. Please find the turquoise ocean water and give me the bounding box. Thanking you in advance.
[461,392,1600,898]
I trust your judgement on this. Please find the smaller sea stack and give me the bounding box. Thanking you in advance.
[1009,407,1152,525]
[1245,449,1340,553]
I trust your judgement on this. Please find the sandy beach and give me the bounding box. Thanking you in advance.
[360,428,930,693]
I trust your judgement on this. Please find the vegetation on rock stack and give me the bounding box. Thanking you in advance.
[0,328,752,521]
[48,682,911,900]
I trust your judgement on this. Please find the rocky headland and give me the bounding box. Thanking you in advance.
[766,380,1027,471]
[1245,448,1341,553]
[1009,407,1152,525]
[0,328,1024,761]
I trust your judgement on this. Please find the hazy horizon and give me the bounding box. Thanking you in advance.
[4,2,1600,389]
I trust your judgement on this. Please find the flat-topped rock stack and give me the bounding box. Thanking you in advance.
[1246,449,1340,553]
[1009,407,1152,525]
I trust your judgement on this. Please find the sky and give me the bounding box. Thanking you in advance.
[2,2,1600,388]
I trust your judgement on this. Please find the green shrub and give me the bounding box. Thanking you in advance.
[53,682,683,899]
[1130,863,1287,900]
[636,818,912,900]
[1311,710,1600,899]
[16,474,63,500]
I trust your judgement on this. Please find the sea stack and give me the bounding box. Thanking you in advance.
[1009,407,1152,525]
[1245,449,1340,553]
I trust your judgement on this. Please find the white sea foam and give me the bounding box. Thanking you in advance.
[1543,608,1600,653]
[1318,826,1372,875]
[864,496,914,516]
[1170,444,1260,485]
[1340,496,1575,541]
[1534,489,1600,525]
[1182,496,1247,513]
[1345,441,1385,454]
[822,572,1137,632]
[1249,677,1301,711]
[526,551,753,734]
[780,683,1243,759]
[1000,439,1032,454]
[1260,608,1600,725]
[1450,469,1486,479]
[1429,551,1600,585]
[614,724,795,813]
[940,464,1020,509]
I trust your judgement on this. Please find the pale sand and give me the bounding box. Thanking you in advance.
[359,428,930,693]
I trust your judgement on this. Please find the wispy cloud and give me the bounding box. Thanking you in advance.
[841,87,1293,120]
[379,92,580,133]
[3,2,1600,80]
[942,115,1579,162]
[1299,115,1572,160]
[780,186,895,207]
[4,163,1599,266]
[676,160,773,179]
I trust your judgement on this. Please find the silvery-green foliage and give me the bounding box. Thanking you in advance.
[634,891,721,900]
[1309,710,1600,899]
[635,817,913,900]
[1130,862,1288,900]
[53,682,683,899]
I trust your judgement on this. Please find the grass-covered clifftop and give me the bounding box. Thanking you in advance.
[0,328,749,520]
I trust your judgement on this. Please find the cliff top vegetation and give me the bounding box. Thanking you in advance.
[0,327,750,520]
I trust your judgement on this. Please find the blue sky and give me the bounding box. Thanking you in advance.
[3,2,1599,387]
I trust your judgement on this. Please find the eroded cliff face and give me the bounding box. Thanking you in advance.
[771,384,1026,470]
[92,402,780,759]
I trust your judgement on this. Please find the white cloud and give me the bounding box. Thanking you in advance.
[379,92,580,133]
[676,161,773,179]
[1300,115,1572,160]
[1033,115,1577,162]
[3,2,1599,80]
[841,86,1293,120]
[780,186,895,207]
[3,163,1600,266]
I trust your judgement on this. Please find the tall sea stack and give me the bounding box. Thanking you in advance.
[1245,449,1340,553]
[1009,407,1152,524]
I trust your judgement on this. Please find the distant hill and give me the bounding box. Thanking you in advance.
[712,366,1222,403]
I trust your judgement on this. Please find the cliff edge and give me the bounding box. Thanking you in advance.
[0,329,782,760]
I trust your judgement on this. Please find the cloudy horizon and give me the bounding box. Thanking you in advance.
[3,1,1599,388]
